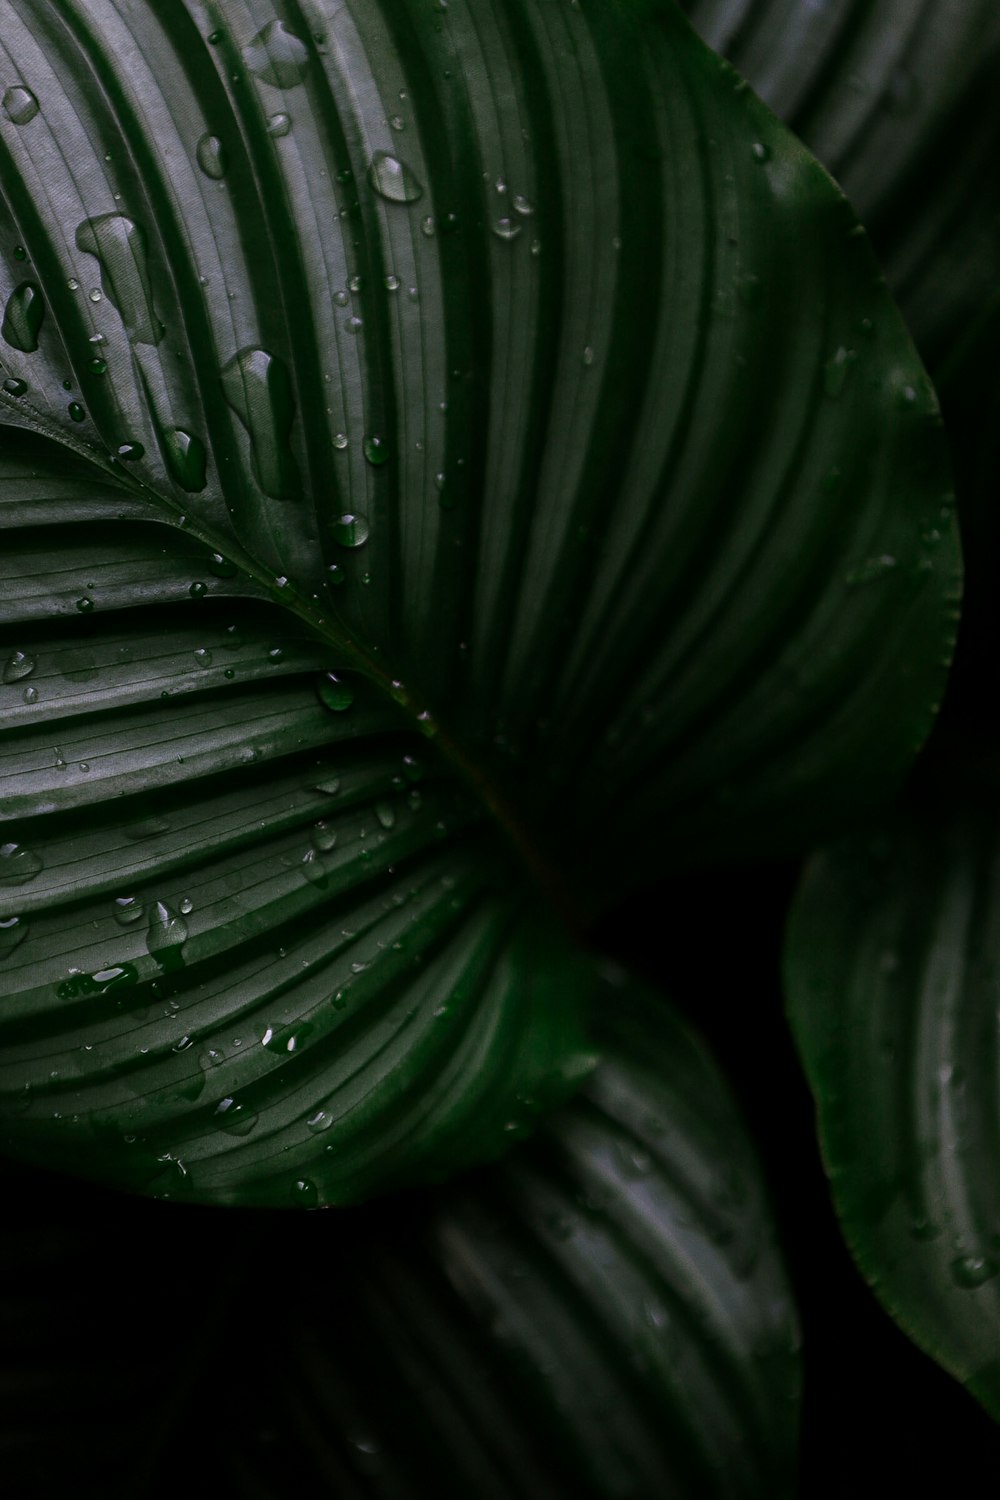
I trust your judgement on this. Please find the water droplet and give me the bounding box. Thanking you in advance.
[22,685,37,705]
[206,551,237,579]
[1,281,45,353]
[214,1096,259,1135]
[375,800,397,830]
[75,214,164,345]
[161,426,207,492]
[114,896,145,927]
[3,650,36,684]
[363,434,388,466]
[178,896,194,915]
[68,401,86,422]
[267,111,292,138]
[384,274,400,291]
[146,900,188,972]
[332,432,349,452]
[89,357,107,374]
[301,847,329,888]
[306,1108,334,1132]
[117,441,144,461]
[751,141,770,163]
[220,346,299,499]
[420,215,435,236]
[123,813,170,840]
[2,85,39,125]
[290,1177,319,1206]
[311,820,337,852]
[824,345,856,399]
[196,133,227,180]
[189,580,208,599]
[2,377,27,397]
[318,672,354,711]
[951,1254,999,1290]
[367,150,423,204]
[0,915,28,956]
[333,512,369,548]
[492,217,521,241]
[75,595,94,612]
[172,1033,193,1052]
[513,193,534,216]
[0,841,43,885]
[244,19,310,89]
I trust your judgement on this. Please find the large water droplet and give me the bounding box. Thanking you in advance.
[318,672,354,712]
[2,281,45,353]
[0,914,27,955]
[113,895,145,927]
[214,1096,259,1135]
[951,1254,999,1290]
[3,650,36,684]
[196,133,227,180]
[244,20,310,88]
[220,347,298,499]
[367,151,423,204]
[160,426,207,492]
[3,85,39,125]
[3,377,27,397]
[75,214,164,345]
[290,1177,319,1206]
[306,1107,334,1133]
[146,900,188,971]
[363,434,388,467]
[0,841,43,885]
[333,512,369,548]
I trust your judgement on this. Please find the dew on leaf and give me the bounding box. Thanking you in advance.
[2,281,45,352]
[196,133,227,180]
[75,213,164,345]
[363,434,388,466]
[220,346,298,499]
[2,85,39,125]
[333,512,369,548]
[243,19,310,89]
[214,1096,259,1136]
[146,900,188,971]
[3,377,27,396]
[0,916,27,956]
[951,1254,999,1290]
[368,150,423,204]
[113,896,145,927]
[117,441,144,461]
[318,672,354,711]
[267,111,292,137]
[3,650,36,684]
[0,841,42,884]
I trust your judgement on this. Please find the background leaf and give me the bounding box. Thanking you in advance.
[0,0,959,1204]
[785,764,1000,1420]
[2,978,801,1500]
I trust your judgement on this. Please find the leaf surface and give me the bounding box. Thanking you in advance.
[0,0,959,1204]
[785,773,1000,1420]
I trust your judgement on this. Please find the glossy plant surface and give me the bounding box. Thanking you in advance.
[0,0,958,1209]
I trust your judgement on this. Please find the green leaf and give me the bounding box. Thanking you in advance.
[3,979,801,1498]
[0,0,958,1205]
[785,769,1000,1420]
[682,0,1000,366]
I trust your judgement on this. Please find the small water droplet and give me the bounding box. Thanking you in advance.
[307,1108,334,1132]
[2,85,39,125]
[318,672,354,711]
[368,150,423,204]
[0,914,28,956]
[68,401,86,422]
[513,193,534,216]
[214,1096,259,1135]
[117,441,144,461]
[384,273,400,291]
[75,596,94,612]
[89,356,107,374]
[0,841,43,885]
[751,141,770,163]
[420,215,435,237]
[311,820,337,852]
[2,377,27,396]
[267,111,292,138]
[824,345,856,399]
[363,434,388,466]
[375,800,396,829]
[161,427,208,492]
[196,133,227,180]
[301,847,329,888]
[492,217,521,241]
[332,431,348,451]
[951,1254,999,1290]
[3,650,36,684]
[2,281,45,353]
[243,19,310,89]
[146,900,188,971]
[290,1177,319,1206]
[114,896,145,927]
[189,580,208,599]
[333,512,369,547]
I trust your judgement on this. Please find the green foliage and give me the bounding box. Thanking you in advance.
[2,0,999,1491]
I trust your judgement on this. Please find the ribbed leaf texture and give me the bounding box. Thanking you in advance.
[0,0,959,1206]
[785,769,1000,1420]
[3,981,801,1499]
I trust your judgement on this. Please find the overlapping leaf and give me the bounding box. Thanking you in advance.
[785,772,1000,1420]
[2,981,801,1498]
[682,0,1000,366]
[0,0,959,1205]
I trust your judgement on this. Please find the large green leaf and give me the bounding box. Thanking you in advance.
[682,0,1000,367]
[2,980,801,1499]
[0,0,958,1206]
[785,768,1000,1420]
